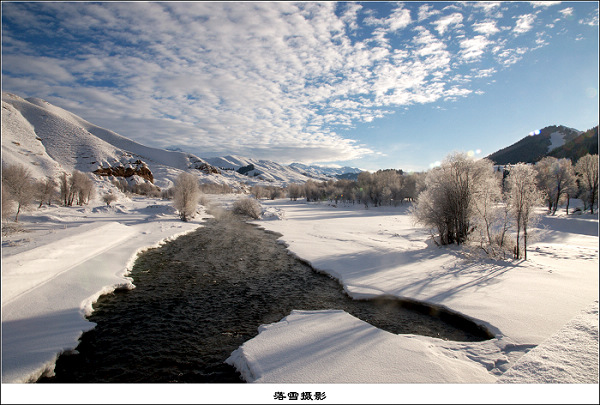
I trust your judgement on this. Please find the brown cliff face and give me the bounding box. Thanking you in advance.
[94,160,154,183]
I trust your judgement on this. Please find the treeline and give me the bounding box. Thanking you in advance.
[2,164,97,222]
[284,170,426,207]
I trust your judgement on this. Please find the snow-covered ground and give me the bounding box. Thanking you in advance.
[1,196,208,384]
[227,200,598,385]
[1,195,598,403]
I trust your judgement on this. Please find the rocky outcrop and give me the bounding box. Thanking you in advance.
[94,160,154,183]
[194,162,221,174]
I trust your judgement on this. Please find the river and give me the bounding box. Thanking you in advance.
[39,210,492,383]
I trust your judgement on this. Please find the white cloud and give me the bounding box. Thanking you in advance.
[473,20,500,35]
[579,12,599,26]
[530,1,562,8]
[472,67,497,78]
[559,7,574,18]
[2,55,75,83]
[514,14,536,34]
[364,3,412,32]
[495,47,528,67]
[459,36,492,61]
[432,12,464,35]
[388,5,413,31]
[417,4,440,22]
[340,2,362,31]
[472,2,502,14]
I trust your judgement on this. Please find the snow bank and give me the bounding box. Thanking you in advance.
[498,300,599,383]
[226,309,497,383]
[2,222,136,305]
[1,197,204,383]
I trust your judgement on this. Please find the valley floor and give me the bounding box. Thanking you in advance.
[1,195,598,403]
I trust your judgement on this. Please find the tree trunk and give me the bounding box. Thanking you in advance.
[14,203,21,223]
[523,224,528,260]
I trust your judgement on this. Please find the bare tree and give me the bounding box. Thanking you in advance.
[1,164,34,222]
[59,172,70,206]
[69,170,95,206]
[2,184,14,221]
[505,163,543,260]
[35,177,58,208]
[575,154,599,214]
[173,172,200,221]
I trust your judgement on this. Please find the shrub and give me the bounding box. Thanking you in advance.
[232,198,262,219]
[173,172,200,221]
[103,193,118,206]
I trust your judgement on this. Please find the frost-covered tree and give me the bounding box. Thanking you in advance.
[287,183,303,201]
[535,157,577,215]
[1,163,34,222]
[250,185,267,200]
[413,153,496,246]
[505,163,543,260]
[471,170,507,255]
[173,172,200,221]
[575,154,599,214]
[304,180,322,202]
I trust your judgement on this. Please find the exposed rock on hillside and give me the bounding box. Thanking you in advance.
[94,160,154,183]
[193,162,221,174]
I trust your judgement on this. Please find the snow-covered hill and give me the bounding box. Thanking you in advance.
[1,92,330,190]
[289,162,362,179]
[1,92,223,190]
[202,155,334,185]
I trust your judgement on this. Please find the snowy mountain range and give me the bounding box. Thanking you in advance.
[288,162,362,179]
[201,155,335,184]
[1,92,359,189]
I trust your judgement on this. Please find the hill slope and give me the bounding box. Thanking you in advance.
[547,126,598,162]
[486,125,585,165]
[1,92,330,189]
[1,92,222,189]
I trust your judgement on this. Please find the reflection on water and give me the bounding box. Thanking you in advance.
[39,211,492,383]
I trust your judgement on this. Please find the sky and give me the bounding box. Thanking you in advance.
[1,1,598,172]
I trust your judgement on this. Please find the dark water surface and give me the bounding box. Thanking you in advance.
[39,211,492,383]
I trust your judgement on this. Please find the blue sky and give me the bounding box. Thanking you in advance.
[2,1,598,171]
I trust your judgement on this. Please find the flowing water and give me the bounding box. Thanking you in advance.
[38,210,492,383]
